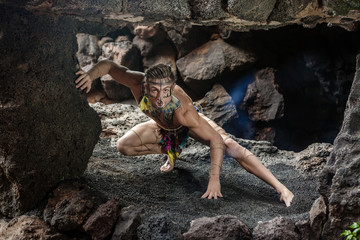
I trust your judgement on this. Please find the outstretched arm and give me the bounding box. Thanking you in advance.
[176,106,224,199]
[75,60,144,93]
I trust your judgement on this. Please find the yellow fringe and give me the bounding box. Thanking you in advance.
[139,96,151,112]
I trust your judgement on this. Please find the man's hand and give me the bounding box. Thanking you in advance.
[201,177,223,200]
[75,70,92,93]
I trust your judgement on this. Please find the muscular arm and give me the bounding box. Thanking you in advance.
[75,60,144,95]
[175,105,225,199]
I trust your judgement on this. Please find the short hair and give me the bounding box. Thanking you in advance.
[144,64,175,84]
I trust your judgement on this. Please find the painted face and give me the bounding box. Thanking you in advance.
[147,81,173,108]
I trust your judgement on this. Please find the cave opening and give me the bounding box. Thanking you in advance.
[76,23,360,152]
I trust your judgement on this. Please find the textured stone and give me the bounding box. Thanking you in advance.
[183,215,252,240]
[188,0,228,20]
[253,217,298,240]
[137,214,182,240]
[0,6,101,217]
[295,143,333,174]
[309,196,327,240]
[268,0,315,21]
[76,33,101,72]
[83,196,121,240]
[242,68,284,122]
[111,205,142,240]
[318,53,360,239]
[195,84,238,127]
[227,0,276,22]
[177,36,256,96]
[43,181,95,232]
[326,0,360,15]
[295,220,311,240]
[98,38,140,102]
[0,215,64,240]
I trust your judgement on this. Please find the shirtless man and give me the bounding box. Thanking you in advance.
[75,60,294,206]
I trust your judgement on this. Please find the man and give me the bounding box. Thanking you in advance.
[75,60,294,206]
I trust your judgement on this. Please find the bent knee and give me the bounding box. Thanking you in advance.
[117,138,132,155]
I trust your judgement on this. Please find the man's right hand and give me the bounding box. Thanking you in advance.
[75,70,92,93]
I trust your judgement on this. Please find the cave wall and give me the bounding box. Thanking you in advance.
[0,5,103,217]
[0,1,360,238]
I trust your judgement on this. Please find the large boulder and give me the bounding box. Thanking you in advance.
[0,215,64,240]
[318,53,360,239]
[252,217,298,240]
[195,84,239,127]
[176,36,256,96]
[183,215,252,240]
[227,0,277,22]
[241,68,284,122]
[0,6,101,217]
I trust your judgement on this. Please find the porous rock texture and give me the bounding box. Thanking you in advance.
[318,53,360,239]
[1,0,360,239]
[0,6,101,217]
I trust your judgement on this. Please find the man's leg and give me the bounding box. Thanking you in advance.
[117,120,164,156]
[198,113,294,207]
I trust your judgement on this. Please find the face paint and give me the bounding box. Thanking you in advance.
[146,81,174,108]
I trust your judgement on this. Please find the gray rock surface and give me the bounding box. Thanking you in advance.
[195,84,238,127]
[83,196,121,240]
[111,205,142,240]
[0,215,64,240]
[43,181,95,232]
[0,6,101,217]
[309,197,327,240]
[183,215,252,240]
[177,37,256,96]
[252,217,298,240]
[137,214,182,240]
[242,68,284,122]
[318,53,360,239]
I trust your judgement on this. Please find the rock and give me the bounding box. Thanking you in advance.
[164,23,212,58]
[309,196,327,240]
[83,196,121,240]
[128,0,191,19]
[43,181,95,232]
[111,205,142,240]
[142,39,177,76]
[76,33,101,72]
[295,143,333,174]
[295,220,311,240]
[177,37,256,96]
[0,219,8,233]
[326,0,360,15]
[132,24,167,57]
[252,217,298,240]
[137,214,182,240]
[227,0,277,22]
[183,215,252,240]
[188,0,228,20]
[268,0,315,21]
[98,38,141,102]
[318,53,360,239]
[195,84,238,127]
[0,215,64,240]
[90,102,150,139]
[0,7,101,217]
[241,68,284,122]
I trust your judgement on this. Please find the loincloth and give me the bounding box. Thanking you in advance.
[159,125,189,166]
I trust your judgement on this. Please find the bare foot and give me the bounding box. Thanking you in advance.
[160,157,175,172]
[279,188,294,207]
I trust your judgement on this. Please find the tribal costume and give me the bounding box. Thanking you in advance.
[139,95,189,166]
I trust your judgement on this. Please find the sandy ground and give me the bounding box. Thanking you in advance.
[84,136,319,232]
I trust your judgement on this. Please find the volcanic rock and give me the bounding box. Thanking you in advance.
[183,215,252,240]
